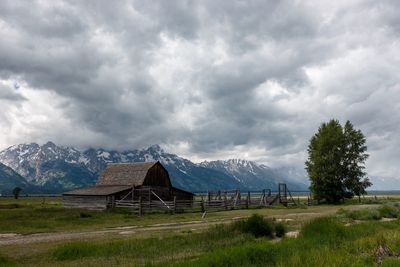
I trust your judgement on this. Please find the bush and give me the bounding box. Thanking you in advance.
[378,205,399,218]
[275,223,286,238]
[79,212,92,218]
[337,208,382,221]
[360,209,381,220]
[232,214,274,238]
[392,202,400,208]
[337,205,400,221]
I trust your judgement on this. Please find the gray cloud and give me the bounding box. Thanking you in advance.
[0,83,26,101]
[0,0,400,182]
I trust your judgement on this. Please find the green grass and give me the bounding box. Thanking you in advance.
[50,224,254,265]
[0,202,138,234]
[0,196,372,234]
[2,215,400,266]
[165,218,400,267]
[0,197,240,234]
[3,197,400,266]
[0,253,16,267]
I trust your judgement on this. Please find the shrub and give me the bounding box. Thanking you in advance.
[79,212,92,218]
[232,214,274,238]
[363,209,381,220]
[338,208,382,221]
[378,205,399,218]
[338,205,400,221]
[275,223,287,238]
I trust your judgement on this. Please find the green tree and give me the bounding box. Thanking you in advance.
[343,121,371,201]
[12,187,22,199]
[305,119,371,203]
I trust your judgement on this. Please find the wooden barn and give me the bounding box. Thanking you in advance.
[63,161,194,209]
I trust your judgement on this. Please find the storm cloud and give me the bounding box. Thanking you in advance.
[0,0,400,181]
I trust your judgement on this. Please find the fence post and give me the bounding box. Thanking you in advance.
[262,189,266,205]
[201,196,205,213]
[148,189,151,209]
[139,196,143,216]
[224,195,228,210]
[111,195,116,208]
[246,194,249,209]
[173,196,177,214]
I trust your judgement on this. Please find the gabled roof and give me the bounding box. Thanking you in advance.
[96,161,160,186]
[63,185,132,196]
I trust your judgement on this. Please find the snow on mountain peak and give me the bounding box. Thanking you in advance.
[43,141,56,148]
[0,142,309,192]
[148,144,164,154]
[97,151,111,158]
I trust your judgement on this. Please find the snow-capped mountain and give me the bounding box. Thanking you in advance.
[0,162,31,195]
[200,159,307,191]
[0,142,308,193]
[0,142,95,192]
[0,141,84,181]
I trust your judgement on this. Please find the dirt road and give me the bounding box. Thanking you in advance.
[0,217,243,246]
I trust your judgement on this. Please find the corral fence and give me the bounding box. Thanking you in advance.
[115,183,298,216]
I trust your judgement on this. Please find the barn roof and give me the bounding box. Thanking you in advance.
[63,185,132,196]
[96,161,161,186]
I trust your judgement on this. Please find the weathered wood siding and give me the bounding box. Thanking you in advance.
[63,195,109,210]
[171,187,194,201]
[143,163,171,187]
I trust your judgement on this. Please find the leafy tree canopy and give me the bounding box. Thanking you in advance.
[305,119,371,203]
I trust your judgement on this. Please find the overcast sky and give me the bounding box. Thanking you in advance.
[0,0,399,180]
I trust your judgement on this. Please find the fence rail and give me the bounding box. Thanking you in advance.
[112,184,300,215]
[114,195,294,215]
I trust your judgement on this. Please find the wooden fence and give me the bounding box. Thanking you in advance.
[114,190,293,216]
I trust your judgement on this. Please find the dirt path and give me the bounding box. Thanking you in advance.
[0,218,243,246]
[0,204,380,246]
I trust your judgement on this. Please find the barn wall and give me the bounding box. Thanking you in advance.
[143,163,171,187]
[112,189,133,200]
[63,195,109,210]
[171,188,194,201]
[127,186,173,201]
[121,186,193,201]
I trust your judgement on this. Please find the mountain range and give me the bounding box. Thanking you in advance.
[0,162,32,195]
[0,142,309,194]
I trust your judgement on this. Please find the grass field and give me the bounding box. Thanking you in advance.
[1,196,400,266]
[1,196,398,234]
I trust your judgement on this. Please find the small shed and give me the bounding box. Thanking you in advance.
[63,161,194,209]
